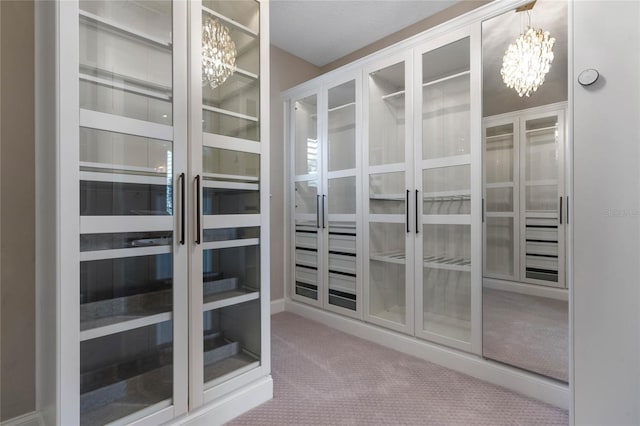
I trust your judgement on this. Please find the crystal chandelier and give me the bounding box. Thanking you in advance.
[202,16,237,89]
[501,23,555,97]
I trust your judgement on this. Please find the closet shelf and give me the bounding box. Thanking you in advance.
[485,132,514,139]
[203,172,259,182]
[202,5,258,37]
[423,312,470,342]
[485,182,514,189]
[422,70,470,88]
[203,332,260,387]
[202,104,258,122]
[423,255,471,272]
[79,10,172,50]
[80,290,173,341]
[372,305,405,324]
[203,180,259,191]
[525,125,557,134]
[328,102,356,113]
[80,245,171,262]
[80,365,172,426]
[203,277,260,311]
[370,251,406,265]
[79,169,169,186]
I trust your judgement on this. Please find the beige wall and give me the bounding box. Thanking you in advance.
[320,1,491,74]
[269,45,321,301]
[0,0,36,421]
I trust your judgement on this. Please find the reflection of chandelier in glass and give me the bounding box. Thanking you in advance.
[202,16,237,89]
[501,8,555,97]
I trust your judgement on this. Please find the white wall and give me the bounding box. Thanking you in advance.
[573,1,640,424]
[269,46,320,300]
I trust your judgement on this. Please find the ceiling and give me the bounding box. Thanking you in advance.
[270,0,460,67]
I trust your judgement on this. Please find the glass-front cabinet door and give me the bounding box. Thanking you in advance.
[364,54,414,334]
[68,1,188,424]
[291,92,323,307]
[413,28,481,352]
[323,76,361,318]
[520,109,566,288]
[190,0,268,408]
[483,118,519,282]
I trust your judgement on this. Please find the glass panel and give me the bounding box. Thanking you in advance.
[80,253,172,328]
[203,299,261,387]
[486,187,513,212]
[422,224,471,342]
[80,321,173,426]
[203,226,259,243]
[203,235,260,304]
[485,124,514,184]
[422,165,470,215]
[327,222,357,311]
[79,1,172,125]
[369,62,405,166]
[202,187,259,215]
[295,181,318,215]
[328,80,356,171]
[485,217,515,277]
[369,223,406,325]
[202,1,260,141]
[80,181,171,216]
[328,176,356,214]
[369,172,405,214]
[203,147,259,179]
[294,95,318,175]
[422,38,470,160]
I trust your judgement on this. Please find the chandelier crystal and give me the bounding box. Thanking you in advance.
[202,16,237,89]
[500,26,555,97]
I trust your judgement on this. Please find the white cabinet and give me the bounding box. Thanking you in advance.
[483,103,567,289]
[37,1,271,424]
[290,71,363,319]
[285,23,482,353]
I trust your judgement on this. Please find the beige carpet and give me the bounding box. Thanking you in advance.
[229,312,568,425]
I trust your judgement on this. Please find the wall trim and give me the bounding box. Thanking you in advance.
[285,299,569,410]
[1,411,44,426]
[174,376,273,426]
[270,298,285,315]
[483,278,569,301]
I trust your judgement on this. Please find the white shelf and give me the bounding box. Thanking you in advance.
[80,311,172,342]
[372,305,405,324]
[423,190,471,201]
[203,180,259,191]
[79,10,172,49]
[204,355,260,390]
[485,133,514,139]
[423,255,471,272]
[422,70,470,88]
[525,125,557,134]
[422,312,470,342]
[202,6,258,37]
[369,193,405,201]
[381,90,405,101]
[79,70,172,101]
[485,182,514,189]
[203,290,260,312]
[370,251,406,265]
[80,245,171,262]
[80,170,168,186]
[203,238,260,251]
[328,102,356,113]
[202,104,258,122]
[203,172,259,182]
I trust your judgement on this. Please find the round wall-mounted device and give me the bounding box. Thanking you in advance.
[578,69,599,86]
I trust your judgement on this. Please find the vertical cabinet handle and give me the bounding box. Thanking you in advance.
[415,190,419,234]
[322,195,326,229]
[195,175,201,245]
[179,173,185,245]
[406,189,410,233]
[316,195,321,229]
[566,196,569,224]
[482,198,485,223]
[559,196,563,225]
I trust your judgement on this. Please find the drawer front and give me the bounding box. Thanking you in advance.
[295,266,317,284]
[525,227,558,242]
[328,234,356,253]
[328,272,356,293]
[328,253,356,275]
[295,232,317,249]
[526,241,558,256]
[525,217,558,227]
[526,255,558,271]
[295,249,318,267]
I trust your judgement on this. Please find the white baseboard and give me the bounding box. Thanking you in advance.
[285,299,569,410]
[1,412,44,426]
[484,278,569,301]
[176,376,273,426]
[270,298,285,315]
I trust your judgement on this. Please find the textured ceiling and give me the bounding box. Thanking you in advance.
[270,0,459,67]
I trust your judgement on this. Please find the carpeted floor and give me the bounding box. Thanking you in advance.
[229,312,568,425]
[483,288,569,382]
